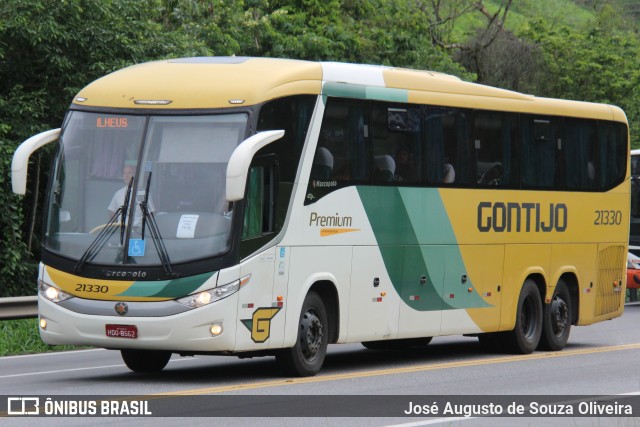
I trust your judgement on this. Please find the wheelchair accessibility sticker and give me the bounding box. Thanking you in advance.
[128,239,146,257]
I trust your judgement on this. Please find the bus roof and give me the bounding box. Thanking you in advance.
[73,57,626,123]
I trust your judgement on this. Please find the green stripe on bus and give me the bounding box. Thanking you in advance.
[322,82,408,103]
[116,271,215,298]
[357,186,489,311]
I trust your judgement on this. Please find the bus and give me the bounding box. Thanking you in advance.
[630,148,640,254]
[12,57,629,376]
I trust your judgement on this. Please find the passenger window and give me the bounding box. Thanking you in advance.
[564,119,596,190]
[598,122,627,190]
[425,107,473,186]
[474,112,519,188]
[371,103,422,185]
[521,116,561,188]
[305,98,369,204]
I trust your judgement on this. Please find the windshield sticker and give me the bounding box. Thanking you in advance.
[176,214,199,238]
[128,239,146,257]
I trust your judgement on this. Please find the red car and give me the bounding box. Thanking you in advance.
[627,253,640,301]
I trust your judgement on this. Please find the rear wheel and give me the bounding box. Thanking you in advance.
[120,349,172,373]
[538,280,572,351]
[500,279,542,354]
[276,291,328,377]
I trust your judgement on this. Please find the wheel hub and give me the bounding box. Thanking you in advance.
[551,296,569,335]
[299,310,323,360]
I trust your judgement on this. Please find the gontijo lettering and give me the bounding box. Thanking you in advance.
[477,202,568,232]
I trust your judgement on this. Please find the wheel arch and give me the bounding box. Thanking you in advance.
[557,272,579,325]
[525,273,546,301]
[309,280,340,344]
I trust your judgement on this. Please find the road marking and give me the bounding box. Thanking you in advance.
[0,355,193,379]
[0,348,105,360]
[0,364,125,379]
[151,342,640,396]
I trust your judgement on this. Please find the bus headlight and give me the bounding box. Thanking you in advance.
[177,280,240,308]
[38,281,73,303]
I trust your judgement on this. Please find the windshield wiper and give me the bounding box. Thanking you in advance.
[74,177,134,273]
[140,172,177,278]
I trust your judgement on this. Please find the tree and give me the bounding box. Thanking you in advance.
[0,0,211,296]
[520,18,640,146]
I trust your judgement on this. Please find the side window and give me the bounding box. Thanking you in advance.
[474,111,519,188]
[257,95,316,183]
[241,160,276,241]
[306,98,369,204]
[564,119,596,190]
[425,107,473,186]
[598,122,627,190]
[521,116,561,188]
[371,103,422,185]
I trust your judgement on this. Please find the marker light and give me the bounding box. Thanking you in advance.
[38,281,73,303]
[39,318,47,330]
[133,99,173,105]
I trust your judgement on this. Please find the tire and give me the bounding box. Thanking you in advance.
[500,279,542,354]
[276,291,328,377]
[121,349,172,373]
[538,280,572,351]
[362,337,432,350]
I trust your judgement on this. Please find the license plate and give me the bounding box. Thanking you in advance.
[105,324,138,339]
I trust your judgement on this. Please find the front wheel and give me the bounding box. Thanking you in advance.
[538,280,572,351]
[121,349,172,373]
[276,291,328,377]
[500,279,542,354]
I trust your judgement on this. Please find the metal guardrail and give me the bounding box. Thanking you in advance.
[0,296,37,320]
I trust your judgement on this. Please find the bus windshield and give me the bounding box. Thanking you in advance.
[44,111,248,267]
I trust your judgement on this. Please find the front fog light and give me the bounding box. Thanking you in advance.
[38,281,73,303]
[210,323,223,336]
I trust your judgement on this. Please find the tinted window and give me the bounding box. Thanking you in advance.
[424,107,473,186]
[474,111,519,188]
[521,116,561,188]
[371,103,422,185]
[564,119,597,190]
[598,122,627,189]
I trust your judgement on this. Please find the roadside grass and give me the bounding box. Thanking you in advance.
[0,318,87,357]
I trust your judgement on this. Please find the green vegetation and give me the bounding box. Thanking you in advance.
[0,319,86,356]
[2,0,640,303]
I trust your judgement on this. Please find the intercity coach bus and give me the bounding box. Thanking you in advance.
[12,57,629,376]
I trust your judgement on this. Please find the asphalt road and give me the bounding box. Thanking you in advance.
[2,303,640,426]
